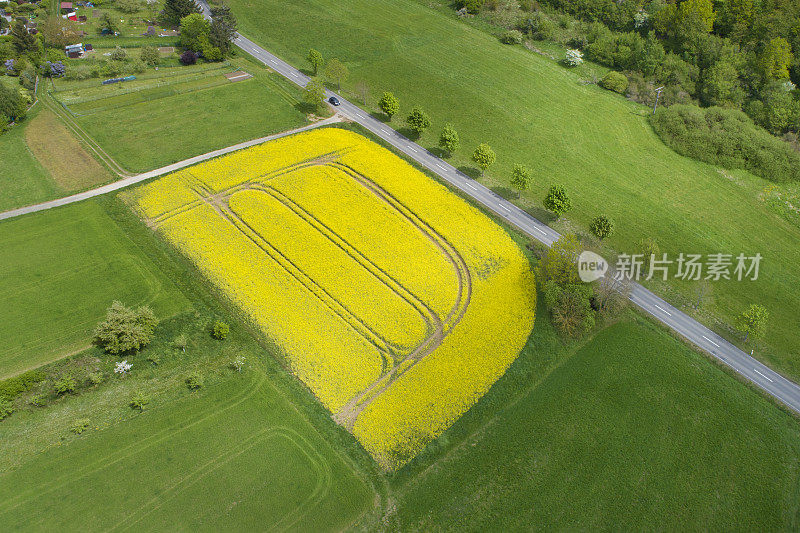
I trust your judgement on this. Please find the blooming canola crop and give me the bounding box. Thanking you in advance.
[128,128,536,469]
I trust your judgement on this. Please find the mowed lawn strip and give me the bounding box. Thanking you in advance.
[0,201,188,379]
[0,107,59,212]
[24,109,112,192]
[393,319,800,530]
[223,0,800,379]
[64,58,311,173]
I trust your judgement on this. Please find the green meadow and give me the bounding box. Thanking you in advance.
[0,201,186,379]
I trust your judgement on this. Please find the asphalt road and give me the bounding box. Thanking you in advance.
[225,21,800,414]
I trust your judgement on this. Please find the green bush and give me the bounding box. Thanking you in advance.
[519,12,555,40]
[110,47,127,61]
[651,104,800,183]
[93,301,158,354]
[54,376,77,395]
[88,372,104,386]
[589,214,615,240]
[0,398,13,421]
[500,30,524,45]
[211,320,229,340]
[0,369,46,401]
[71,419,90,434]
[599,71,628,94]
[29,394,47,407]
[140,46,160,66]
[186,372,203,390]
[457,0,485,14]
[130,391,150,410]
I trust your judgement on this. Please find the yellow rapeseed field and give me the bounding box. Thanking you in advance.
[129,127,536,469]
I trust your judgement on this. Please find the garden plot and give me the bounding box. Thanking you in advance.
[127,128,536,468]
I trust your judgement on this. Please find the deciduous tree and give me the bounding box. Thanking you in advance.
[178,13,210,52]
[303,79,326,112]
[510,164,531,196]
[307,48,323,75]
[40,16,80,48]
[378,91,399,120]
[471,143,496,175]
[737,304,769,342]
[543,184,571,218]
[406,106,431,136]
[93,301,158,355]
[538,233,582,287]
[439,123,460,155]
[324,58,348,90]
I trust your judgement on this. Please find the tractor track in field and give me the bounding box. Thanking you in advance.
[329,163,472,430]
[142,154,473,431]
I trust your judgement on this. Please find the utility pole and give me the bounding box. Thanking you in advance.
[652,86,664,115]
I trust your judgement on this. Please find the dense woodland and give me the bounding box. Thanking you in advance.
[461,0,800,145]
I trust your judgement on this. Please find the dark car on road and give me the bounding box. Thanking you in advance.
[328,96,340,106]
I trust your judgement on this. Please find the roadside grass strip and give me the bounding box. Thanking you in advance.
[126,128,536,468]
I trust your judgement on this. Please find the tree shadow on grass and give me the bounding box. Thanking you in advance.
[294,101,319,115]
[491,185,517,200]
[427,146,450,159]
[396,126,419,140]
[522,204,557,224]
[370,111,391,123]
[298,67,315,77]
[457,166,482,180]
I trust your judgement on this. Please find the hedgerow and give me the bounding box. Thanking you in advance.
[651,105,800,183]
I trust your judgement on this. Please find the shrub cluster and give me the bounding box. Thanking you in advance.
[500,30,524,45]
[0,370,46,401]
[599,71,628,94]
[93,301,158,354]
[651,105,800,183]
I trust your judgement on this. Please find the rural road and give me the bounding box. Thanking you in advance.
[219,11,800,414]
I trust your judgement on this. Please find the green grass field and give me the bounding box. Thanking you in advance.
[0,341,373,530]
[0,201,187,379]
[222,0,800,381]
[0,375,373,530]
[0,107,61,212]
[50,57,311,173]
[0,56,310,214]
[390,319,800,530]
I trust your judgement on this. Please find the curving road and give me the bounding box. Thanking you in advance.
[217,11,800,414]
